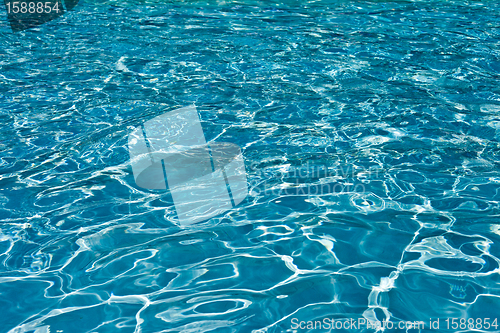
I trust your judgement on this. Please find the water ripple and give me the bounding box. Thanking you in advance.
[2,0,500,332]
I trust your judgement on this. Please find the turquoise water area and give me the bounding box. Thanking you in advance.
[1,0,500,332]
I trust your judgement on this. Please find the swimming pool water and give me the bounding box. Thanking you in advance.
[1,0,500,332]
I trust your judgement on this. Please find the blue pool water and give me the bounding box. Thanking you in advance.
[2,0,500,332]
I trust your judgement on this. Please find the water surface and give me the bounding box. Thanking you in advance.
[1,1,500,332]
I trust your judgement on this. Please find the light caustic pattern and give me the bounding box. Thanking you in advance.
[1,0,500,332]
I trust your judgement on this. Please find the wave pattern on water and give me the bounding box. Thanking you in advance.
[1,0,500,332]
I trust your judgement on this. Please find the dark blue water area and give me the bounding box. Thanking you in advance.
[1,0,500,332]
